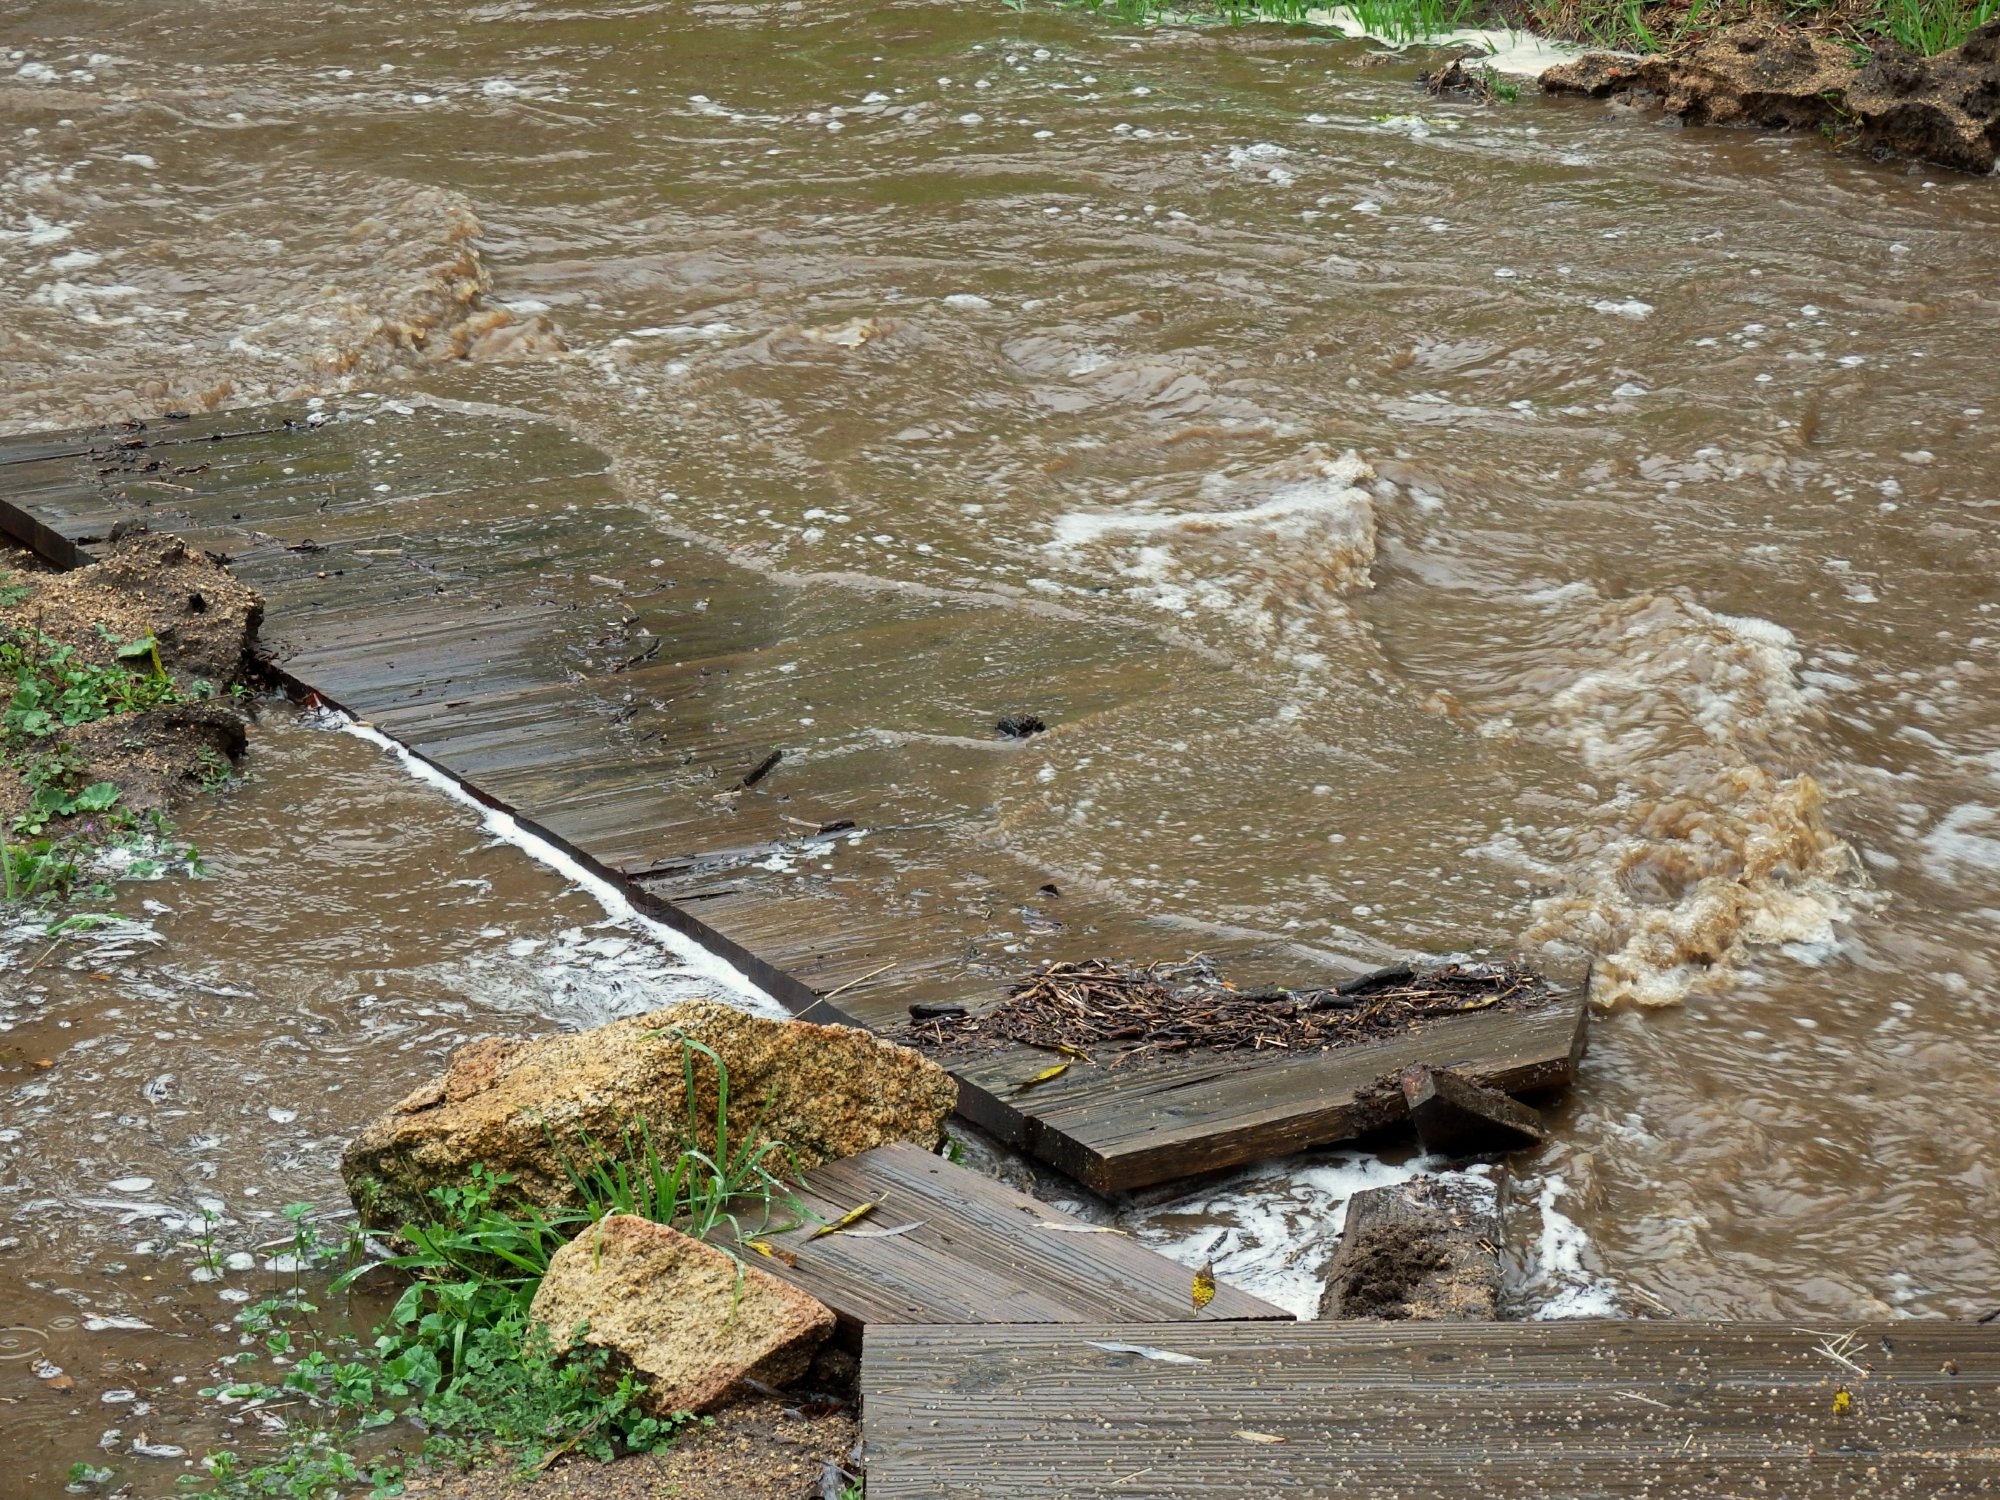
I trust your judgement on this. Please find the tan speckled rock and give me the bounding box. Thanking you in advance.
[339,998,958,1231]
[529,1215,834,1414]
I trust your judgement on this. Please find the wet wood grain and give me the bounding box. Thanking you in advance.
[726,1142,1288,1340]
[862,1319,2000,1498]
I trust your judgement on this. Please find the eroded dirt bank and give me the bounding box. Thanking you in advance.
[2,535,261,872]
[1543,19,2000,173]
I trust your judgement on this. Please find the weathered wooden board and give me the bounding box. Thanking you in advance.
[726,1142,1287,1340]
[952,990,1587,1193]
[862,1320,2000,1498]
[0,408,1590,1194]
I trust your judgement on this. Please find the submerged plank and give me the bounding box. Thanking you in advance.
[0,408,1591,1197]
[862,1320,2000,1499]
[727,1142,1288,1339]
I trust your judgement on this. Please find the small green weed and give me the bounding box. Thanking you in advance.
[1,627,182,744]
[14,779,122,838]
[2,838,77,902]
[0,615,232,902]
[194,746,234,790]
[1063,0,1479,40]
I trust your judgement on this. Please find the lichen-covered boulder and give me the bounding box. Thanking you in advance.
[340,999,958,1231]
[529,1215,835,1414]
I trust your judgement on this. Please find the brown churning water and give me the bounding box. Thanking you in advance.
[4,0,2000,1484]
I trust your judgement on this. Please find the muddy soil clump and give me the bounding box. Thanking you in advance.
[0,533,262,835]
[1543,20,2000,173]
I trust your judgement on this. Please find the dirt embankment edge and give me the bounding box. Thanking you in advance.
[1541,19,2000,174]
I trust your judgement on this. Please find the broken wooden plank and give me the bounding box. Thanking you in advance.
[861,1319,2000,1498]
[727,1142,1288,1340]
[950,989,1587,1194]
[1402,1062,1549,1159]
[1318,1174,1501,1320]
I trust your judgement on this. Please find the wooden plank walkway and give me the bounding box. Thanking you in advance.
[728,1142,1288,1340]
[0,406,1588,1193]
[861,1320,2000,1498]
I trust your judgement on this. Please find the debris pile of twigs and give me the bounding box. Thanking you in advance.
[902,957,1556,1066]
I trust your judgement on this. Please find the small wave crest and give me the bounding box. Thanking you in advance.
[1044,444,1378,669]
[0,174,562,430]
[1501,593,1862,1007]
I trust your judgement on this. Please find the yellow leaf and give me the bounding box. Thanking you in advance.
[807,1200,881,1240]
[1018,1062,1070,1089]
[1235,1430,1285,1444]
[1833,1387,1852,1415]
[1192,1260,1217,1313]
[744,1239,798,1267]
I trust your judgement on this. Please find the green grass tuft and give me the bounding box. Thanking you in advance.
[1050,0,2000,56]
[1871,0,1999,52]
[1069,0,1479,40]
[162,1039,800,1500]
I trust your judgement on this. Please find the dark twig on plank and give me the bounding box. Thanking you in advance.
[736,748,783,789]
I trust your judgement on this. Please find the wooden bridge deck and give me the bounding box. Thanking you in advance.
[0,405,1586,1194]
[728,1142,1288,1341]
[861,1319,2000,1498]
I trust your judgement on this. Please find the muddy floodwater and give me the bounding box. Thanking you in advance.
[5,0,2000,1488]
[0,716,735,1489]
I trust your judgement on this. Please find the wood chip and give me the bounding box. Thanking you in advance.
[806,1199,881,1240]
[839,1220,925,1240]
[1085,1341,1209,1365]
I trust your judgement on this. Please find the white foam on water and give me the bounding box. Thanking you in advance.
[1224,142,1296,186]
[327,715,784,1018]
[1046,447,1378,675]
[1523,1174,1621,1318]
[1304,9,1591,77]
[1921,804,2000,879]
[1121,1150,1437,1319]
